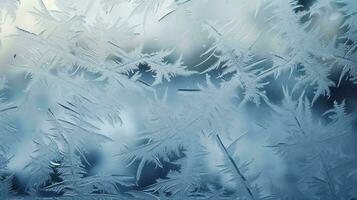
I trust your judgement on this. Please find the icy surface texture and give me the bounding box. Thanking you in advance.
[0,0,356,199]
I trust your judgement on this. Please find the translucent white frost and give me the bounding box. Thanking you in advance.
[0,0,356,199]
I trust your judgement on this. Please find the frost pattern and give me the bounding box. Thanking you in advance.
[0,0,356,199]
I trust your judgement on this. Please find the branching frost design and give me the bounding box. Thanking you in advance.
[0,0,356,199]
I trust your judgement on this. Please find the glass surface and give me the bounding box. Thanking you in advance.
[0,0,356,199]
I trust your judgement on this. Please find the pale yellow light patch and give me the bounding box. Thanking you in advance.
[0,0,58,70]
